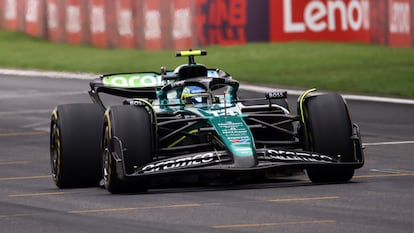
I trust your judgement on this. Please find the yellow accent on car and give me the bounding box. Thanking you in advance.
[299,88,317,123]
[104,110,112,138]
[52,109,58,121]
[176,50,207,57]
[168,129,199,148]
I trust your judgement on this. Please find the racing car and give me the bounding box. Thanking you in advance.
[50,50,364,193]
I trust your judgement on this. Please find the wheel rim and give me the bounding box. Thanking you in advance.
[102,125,111,189]
[50,121,60,182]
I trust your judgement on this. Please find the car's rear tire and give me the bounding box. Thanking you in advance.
[50,103,104,188]
[103,105,154,193]
[302,94,355,183]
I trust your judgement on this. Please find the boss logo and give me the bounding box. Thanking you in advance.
[267,91,287,99]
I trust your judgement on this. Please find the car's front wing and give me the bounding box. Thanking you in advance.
[111,146,364,180]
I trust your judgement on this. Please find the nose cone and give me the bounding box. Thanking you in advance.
[210,116,257,168]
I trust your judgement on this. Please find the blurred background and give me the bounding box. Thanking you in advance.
[0,0,413,97]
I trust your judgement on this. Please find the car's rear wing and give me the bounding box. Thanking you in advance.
[88,72,160,109]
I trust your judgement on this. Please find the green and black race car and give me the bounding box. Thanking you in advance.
[50,50,364,193]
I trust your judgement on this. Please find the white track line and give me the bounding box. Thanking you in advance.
[0,68,95,79]
[362,141,414,146]
[1,68,414,105]
[0,109,51,117]
[0,91,86,100]
[370,168,414,174]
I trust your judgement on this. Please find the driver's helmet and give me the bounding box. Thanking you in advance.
[181,86,209,105]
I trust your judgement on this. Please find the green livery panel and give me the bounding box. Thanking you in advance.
[102,73,163,88]
[209,116,257,167]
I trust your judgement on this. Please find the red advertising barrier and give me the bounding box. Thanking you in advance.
[47,0,67,43]
[196,0,247,46]
[161,0,173,49]
[72,0,90,45]
[105,0,116,48]
[270,0,371,43]
[1,0,25,31]
[65,0,84,45]
[412,0,414,46]
[134,0,144,49]
[1,0,18,30]
[16,0,24,31]
[388,0,412,47]
[24,0,46,38]
[90,0,107,48]
[370,0,388,45]
[0,0,414,49]
[114,0,136,48]
[0,0,3,28]
[171,0,193,49]
[143,0,162,50]
[195,0,207,46]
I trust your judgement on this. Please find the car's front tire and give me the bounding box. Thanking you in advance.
[301,94,355,183]
[103,105,154,193]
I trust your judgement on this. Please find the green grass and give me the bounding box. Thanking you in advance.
[1,30,414,98]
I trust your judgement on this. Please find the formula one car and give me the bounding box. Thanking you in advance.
[50,50,364,193]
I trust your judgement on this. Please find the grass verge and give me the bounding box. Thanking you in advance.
[1,30,414,98]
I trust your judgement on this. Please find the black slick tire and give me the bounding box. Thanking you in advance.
[302,94,355,183]
[103,105,154,194]
[50,103,104,188]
